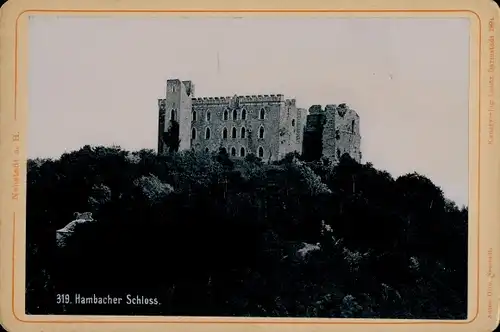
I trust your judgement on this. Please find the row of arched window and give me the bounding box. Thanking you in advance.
[191,126,266,140]
[205,146,265,158]
[192,108,266,122]
[170,108,268,123]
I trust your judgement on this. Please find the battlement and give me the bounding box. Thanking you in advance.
[191,96,231,105]
[192,94,285,105]
[239,94,285,103]
[285,99,296,106]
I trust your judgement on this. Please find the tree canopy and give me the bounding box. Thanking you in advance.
[26,146,467,319]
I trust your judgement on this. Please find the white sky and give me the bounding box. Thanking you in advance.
[28,16,470,206]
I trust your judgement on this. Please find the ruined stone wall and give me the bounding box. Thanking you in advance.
[182,80,195,97]
[302,108,325,161]
[303,104,361,163]
[289,102,302,155]
[277,99,305,158]
[295,108,307,154]
[178,81,194,151]
[277,102,287,158]
[332,104,362,163]
[322,105,338,162]
[277,100,291,158]
[190,95,282,161]
[165,80,181,126]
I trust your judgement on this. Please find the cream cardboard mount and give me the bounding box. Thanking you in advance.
[0,0,500,331]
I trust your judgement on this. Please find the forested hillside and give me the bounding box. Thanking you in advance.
[25,146,468,318]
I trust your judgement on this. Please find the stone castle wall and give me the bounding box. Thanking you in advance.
[321,104,338,161]
[278,99,305,158]
[302,108,325,161]
[157,79,361,163]
[190,97,282,160]
[295,108,307,153]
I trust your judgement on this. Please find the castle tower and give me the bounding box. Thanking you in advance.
[323,104,362,163]
[303,104,361,163]
[158,79,194,153]
[331,104,361,163]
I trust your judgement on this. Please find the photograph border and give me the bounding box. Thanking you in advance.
[1,0,499,331]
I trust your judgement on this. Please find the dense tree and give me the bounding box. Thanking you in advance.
[162,120,181,152]
[25,146,467,319]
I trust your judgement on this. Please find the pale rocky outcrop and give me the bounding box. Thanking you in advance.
[56,212,96,249]
[297,242,321,258]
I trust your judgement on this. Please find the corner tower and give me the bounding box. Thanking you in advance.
[158,79,195,153]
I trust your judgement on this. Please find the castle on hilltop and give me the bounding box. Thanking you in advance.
[157,79,362,163]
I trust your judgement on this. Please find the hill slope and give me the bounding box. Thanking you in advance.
[25,146,468,318]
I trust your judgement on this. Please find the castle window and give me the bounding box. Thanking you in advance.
[192,111,197,121]
[258,146,264,158]
[259,108,265,120]
[335,130,340,140]
[351,120,355,133]
[171,85,176,93]
[241,127,246,139]
[205,127,211,140]
[205,148,209,153]
[191,128,197,140]
[242,108,247,120]
[224,110,229,121]
[259,126,265,139]
[232,127,237,139]
[240,147,246,157]
[221,147,227,154]
[231,147,236,156]
[233,109,238,120]
[337,149,341,159]
[171,109,176,121]
[292,119,296,127]
[223,127,228,139]
[207,111,211,122]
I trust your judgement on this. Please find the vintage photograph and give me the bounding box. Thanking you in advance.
[26,15,469,318]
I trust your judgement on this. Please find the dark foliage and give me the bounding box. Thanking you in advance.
[162,120,180,152]
[25,146,467,318]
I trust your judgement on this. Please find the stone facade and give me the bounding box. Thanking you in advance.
[157,79,361,163]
